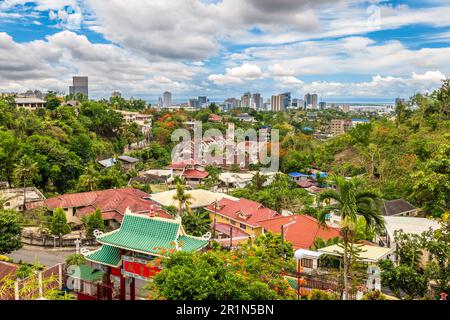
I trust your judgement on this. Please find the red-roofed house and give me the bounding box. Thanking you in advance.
[258,215,341,250]
[209,114,223,122]
[40,188,172,228]
[206,198,280,237]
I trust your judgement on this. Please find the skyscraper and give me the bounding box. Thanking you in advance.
[162,91,172,108]
[69,76,88,97]
[251,93,262,110]
[198,96,208,107]
[305,93,318,109]
[241,92,251,108]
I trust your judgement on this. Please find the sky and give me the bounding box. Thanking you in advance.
[0,0,449,103]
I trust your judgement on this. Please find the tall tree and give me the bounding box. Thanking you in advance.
[13,155,39,210]
[317,176,384,299]
[172,183,193,217]
[48,208,71,246]
[0,210,23,254]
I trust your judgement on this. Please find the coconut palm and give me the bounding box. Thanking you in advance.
[78,164,98,191]
[317,175,384,300]
[250,171,267,192]
[172,183,193,217]
[13,155,39,210]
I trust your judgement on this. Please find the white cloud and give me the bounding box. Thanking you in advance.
[0,31,205,97]
[208,63,264,85]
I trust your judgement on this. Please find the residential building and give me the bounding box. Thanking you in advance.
[259,215,341,250]
[0,187,46,211]
[379,216,440,265]
[206,198,280,238]
[37,188,169,227]
[162,91,172,108]
[116,110,152,135]
[14,97,45,110]
[69,76,88,97]
[380,199,418,217]
[150,189,237,210]
[98,155,139,171]
[330,119,352,136]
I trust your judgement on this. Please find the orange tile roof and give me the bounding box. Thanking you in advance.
[206,198,279,227]
[183,169,209,179]
[258,215,341,249]
[43,188,172,222]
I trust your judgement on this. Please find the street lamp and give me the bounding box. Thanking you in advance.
[294,249,305,300]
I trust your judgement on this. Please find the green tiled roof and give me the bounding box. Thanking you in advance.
[85,245,122,267]
[178,235,209,252]
[67,264,104,282]
[97,214,208,256]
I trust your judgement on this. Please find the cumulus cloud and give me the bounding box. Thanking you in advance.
[208,63,264,85]
[0,31,204,97]
[295,71,446,98]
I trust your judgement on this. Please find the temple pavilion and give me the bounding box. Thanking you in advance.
[78,208,210,300]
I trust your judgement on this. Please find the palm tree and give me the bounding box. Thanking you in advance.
[172,183,193,217]
[78,164,98,191]
[250,171,267,191]
[317,176,384,300]
[13,155,39,210]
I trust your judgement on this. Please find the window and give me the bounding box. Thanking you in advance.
[239,223,246,230]
[4,202,10,207]
[301,258,313,269]
[230,220,236,226]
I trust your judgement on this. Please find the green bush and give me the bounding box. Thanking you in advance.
[362,290,387,300]
[307,289,339,300]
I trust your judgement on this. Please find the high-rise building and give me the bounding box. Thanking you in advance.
[251,93,262,110]
[162,91,172,108]
[319,101,327,110]
[69,76,88,97]
[198,96,208,107]
[241,92,251,108]
[189,98,200,108]
[281,92,291,110]
[305,93,318,109]
[224,98,240,110]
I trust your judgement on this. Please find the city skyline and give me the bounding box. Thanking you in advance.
[0,1,449,101]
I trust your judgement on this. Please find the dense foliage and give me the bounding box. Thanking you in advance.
[0,210,23,254]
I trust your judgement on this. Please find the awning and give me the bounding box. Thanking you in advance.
[318,244,394,263]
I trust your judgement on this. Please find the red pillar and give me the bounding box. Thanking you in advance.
[120,274,126,300]
[105,266,113,300]
[130,277,136,301]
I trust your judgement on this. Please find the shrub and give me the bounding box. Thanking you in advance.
[307,289,339,300]
[362,290,387,300]
[0,255,13,262]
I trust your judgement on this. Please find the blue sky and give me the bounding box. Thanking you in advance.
[0,0,449,103]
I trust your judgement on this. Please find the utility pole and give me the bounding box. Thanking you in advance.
[212,200,217,239]
[229,226,233,249]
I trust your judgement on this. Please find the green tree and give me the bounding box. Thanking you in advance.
[44,92,61,110]
[65,253,87,266]
[13,155,39,209]
[48,208,71,245]
[172,183,193,217]
[77,164,98,192]
[380,259,429,300]
[0,210,23,254]
[250,171,267,192]
[82,208,105,237]
[317,176,384,299]
[182,209,210,237]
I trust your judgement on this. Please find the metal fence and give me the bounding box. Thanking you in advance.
[21,233,98,248]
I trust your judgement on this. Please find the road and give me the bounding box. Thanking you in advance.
[7,245,76,267]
